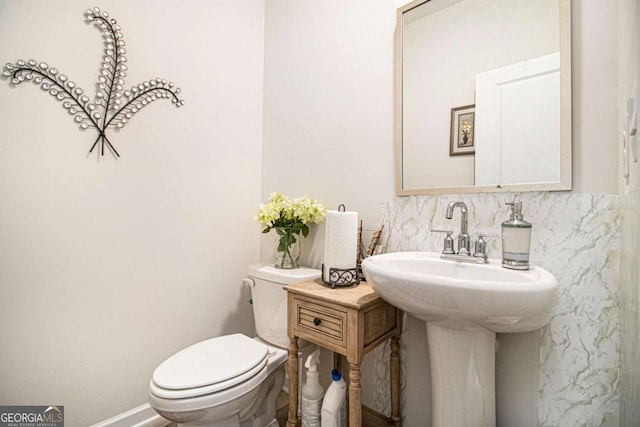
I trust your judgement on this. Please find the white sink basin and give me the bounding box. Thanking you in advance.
[362,251,557,332]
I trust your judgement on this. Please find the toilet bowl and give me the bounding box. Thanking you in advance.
[148,264,321,427]
[149,334,287,427]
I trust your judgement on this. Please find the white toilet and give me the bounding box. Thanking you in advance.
[148,264,321,427]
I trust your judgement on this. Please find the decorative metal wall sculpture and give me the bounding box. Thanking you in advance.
[2,7,185,158]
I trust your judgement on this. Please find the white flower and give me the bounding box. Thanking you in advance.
[256,192,327,237]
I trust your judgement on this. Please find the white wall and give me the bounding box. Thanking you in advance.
[261,0,400,267]
[617,0,640,424]
[261,0,402,403]
[572,0,619,194]
[0,1,265,425]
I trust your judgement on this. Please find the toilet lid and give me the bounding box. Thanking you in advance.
[152,334,269,392]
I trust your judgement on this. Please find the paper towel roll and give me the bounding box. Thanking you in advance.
[323,210,358,283]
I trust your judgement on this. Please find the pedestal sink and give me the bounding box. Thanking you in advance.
[361,251,558,427]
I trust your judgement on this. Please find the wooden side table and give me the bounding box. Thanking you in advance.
[284,279,402,427]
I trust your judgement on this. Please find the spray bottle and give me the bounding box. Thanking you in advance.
[301,348,323,427]
[321,369,347,427]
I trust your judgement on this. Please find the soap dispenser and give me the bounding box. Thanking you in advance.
[501,201,532,270]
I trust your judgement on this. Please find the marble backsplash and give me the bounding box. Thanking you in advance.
[370,192,620,426]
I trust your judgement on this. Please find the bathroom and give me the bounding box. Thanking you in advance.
[0,0,637,426]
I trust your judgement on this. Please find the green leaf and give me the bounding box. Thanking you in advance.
[301,224,309,238]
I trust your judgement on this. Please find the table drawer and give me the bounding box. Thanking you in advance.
[293,296,346,349]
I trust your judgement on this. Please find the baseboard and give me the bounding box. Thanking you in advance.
[90,403,172,427]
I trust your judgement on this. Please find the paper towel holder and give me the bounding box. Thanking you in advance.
[321,203,360,288]
[321,264,360,289]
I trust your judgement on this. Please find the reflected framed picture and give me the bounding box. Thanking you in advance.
[450,104,476,156]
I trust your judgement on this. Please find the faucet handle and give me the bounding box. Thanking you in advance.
[473,232,500,259]
[430,229,455,254]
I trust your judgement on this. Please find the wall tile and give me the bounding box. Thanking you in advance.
[371,192,620,426]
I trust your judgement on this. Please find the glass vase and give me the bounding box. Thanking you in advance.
[274,227,301,269]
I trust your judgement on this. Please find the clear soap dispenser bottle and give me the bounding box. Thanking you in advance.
[501,201,532,270]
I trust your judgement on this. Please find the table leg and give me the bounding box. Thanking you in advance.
[287,337,299,427]
[333,352,343,375]
[390,335,401,427]
[348,362,362,427]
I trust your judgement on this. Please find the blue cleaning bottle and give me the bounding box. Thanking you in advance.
[321,369,347,427]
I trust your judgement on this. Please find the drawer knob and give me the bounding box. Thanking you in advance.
[313,317,322,326]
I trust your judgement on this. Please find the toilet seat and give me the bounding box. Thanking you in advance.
[150,334,269,399]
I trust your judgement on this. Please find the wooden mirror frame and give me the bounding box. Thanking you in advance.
[395,0,572,196]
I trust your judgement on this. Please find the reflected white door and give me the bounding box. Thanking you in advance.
[475,52,560,186]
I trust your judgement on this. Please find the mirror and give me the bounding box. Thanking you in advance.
[396,0,572,195]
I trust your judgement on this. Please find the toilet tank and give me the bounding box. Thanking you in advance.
[248,263,321,348]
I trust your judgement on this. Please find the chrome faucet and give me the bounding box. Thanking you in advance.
[432,201,494,264]
[445,201,470,255]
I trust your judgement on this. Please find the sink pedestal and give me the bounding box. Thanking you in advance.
[426,322,496,427]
